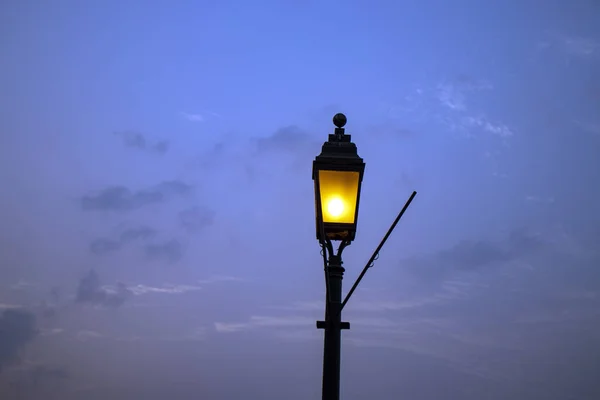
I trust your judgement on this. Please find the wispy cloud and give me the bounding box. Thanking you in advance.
[214,315,314,333]
[434,77,515,140]
[462,116,514,138]
[0,303,24,309]
[128,284,202,295]
[81,180,193,212]
[180,110,222,122]
[525,195,555,204]
[197,275,246,284]
[75,270,131,308]
[214,322,249,333]
[180,112,205,122]
[114,131,169,154]
[560,34,599,57]
[76,330,104,342]
[437,83,467,111]
[40,328,64,337]
[436,76,493,112]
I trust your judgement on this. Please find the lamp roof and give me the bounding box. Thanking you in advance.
[312,114,364,178]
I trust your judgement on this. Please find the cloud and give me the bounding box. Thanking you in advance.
[180,112,205,122]
[3,362,69,395]
[81,180,193,211]
[433,76,514,139]
[76,330,104,342]
[114,131,169,154]
[214,322,249,333]
[254,125,319,153]
[128,283,202,295]
[462,116,514,137]
[0,303,24,309]
[40,328,64,336]
[406,228,544,282]
[214,315,314,333]
[89,226,157,255]
[89,238,121,255]
[180,110,222,122]
[436,76,493,112]
[27,363,69,386]
[144,239,184,263]
[525,195,555,204]
[208,225,599,387]
[197,275,245,285]
[75,270,131,308]
[119,226,156,242]
[559,35,599,57]
[437,83,467,111]
[0,309,38,372]
[178,206,215,233]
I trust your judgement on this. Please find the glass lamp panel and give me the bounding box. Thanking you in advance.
[318,170,360,224]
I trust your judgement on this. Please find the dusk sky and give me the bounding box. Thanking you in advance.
[1,1,600,399]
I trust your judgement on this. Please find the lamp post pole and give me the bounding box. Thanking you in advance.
[321,253,344,400]
[317,242,351,400]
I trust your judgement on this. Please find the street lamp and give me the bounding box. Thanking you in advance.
[313,113,365,243]
[313,113,417,400]
[313,113,363,400]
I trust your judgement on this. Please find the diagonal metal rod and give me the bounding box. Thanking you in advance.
[340,190,417,312]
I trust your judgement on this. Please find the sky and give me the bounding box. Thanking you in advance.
[1,0,599,399]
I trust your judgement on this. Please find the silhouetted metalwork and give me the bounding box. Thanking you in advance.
[340,190,417,312]
[313,113,417,400]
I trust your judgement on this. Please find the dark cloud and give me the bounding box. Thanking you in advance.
[144,240,183,263]
[179,206,215,233]
[12,363,69,387]
[156,180,193,196]
[75,270,131,308]
[39,301,57,320]
[255,126,319,153]
[119,226,156,242]
[89,226,157,256]
[81,180,192,211]
[407,229,545,282]
[114,131,169,154]
[89,238,121,255]
[0,309,38,372]
[49,287,62,303]
[438,240,511,271]
[3,363,69,397]
[194,142,226,170]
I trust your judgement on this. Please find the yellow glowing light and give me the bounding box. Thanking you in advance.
[318,170,360,224]
[327,197,345,217]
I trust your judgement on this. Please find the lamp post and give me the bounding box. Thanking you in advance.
[313,114,417,400]
[313,113,365,400]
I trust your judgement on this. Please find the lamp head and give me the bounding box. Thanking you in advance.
[312,113,365,242]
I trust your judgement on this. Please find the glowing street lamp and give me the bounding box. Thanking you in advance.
[313,113,365,243]
[312,113,417,400]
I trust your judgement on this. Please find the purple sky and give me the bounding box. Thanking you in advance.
[1,1,600,399]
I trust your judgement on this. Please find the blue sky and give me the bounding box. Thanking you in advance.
[1,0,599,398]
